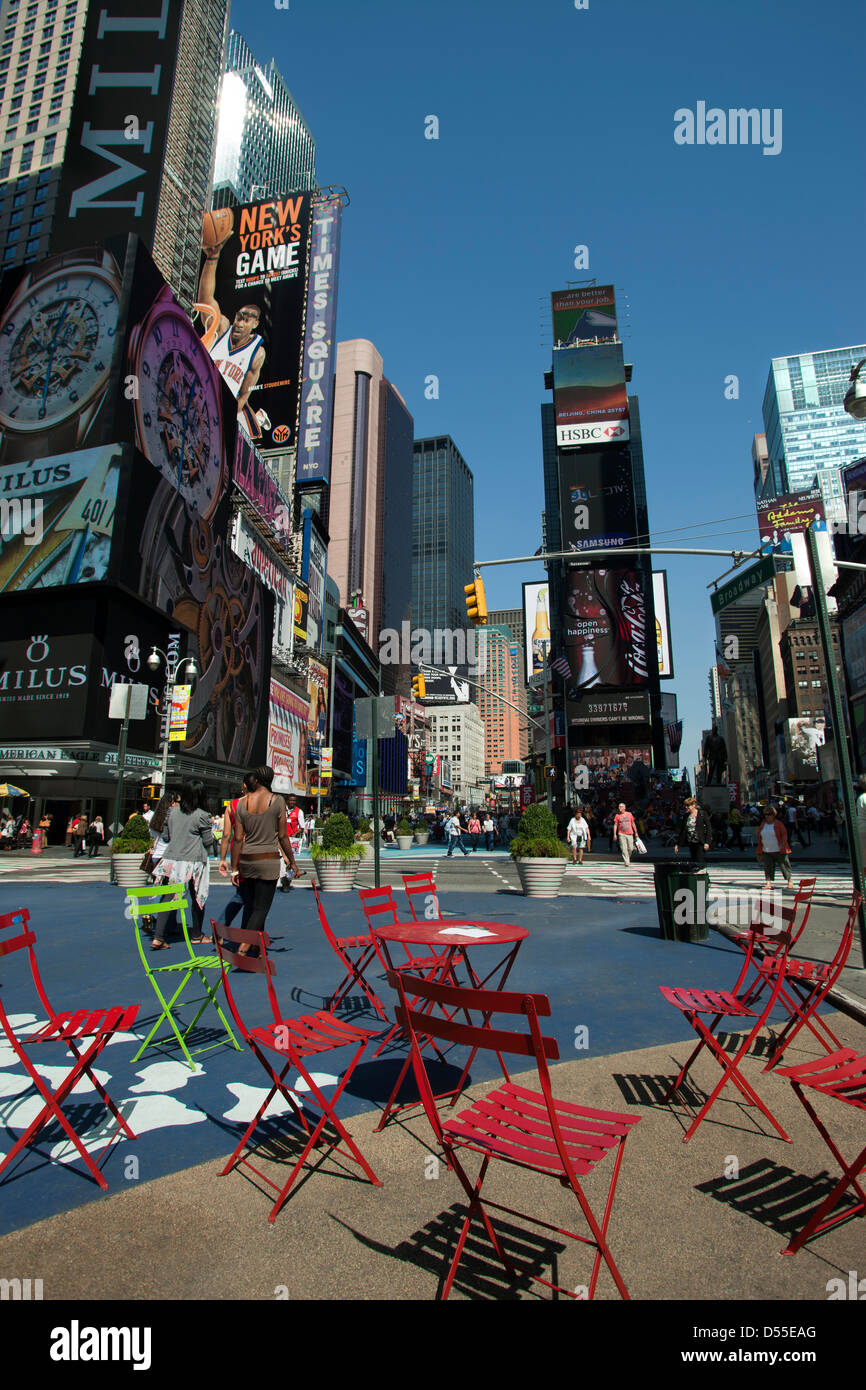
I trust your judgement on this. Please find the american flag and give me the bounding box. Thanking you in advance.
[550,656,572,679]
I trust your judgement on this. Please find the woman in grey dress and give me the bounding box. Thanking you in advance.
[150,780,214,949]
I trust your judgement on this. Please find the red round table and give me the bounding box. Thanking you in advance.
[371,919,530,1128]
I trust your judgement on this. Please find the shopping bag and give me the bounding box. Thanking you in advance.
[634,837,648,855]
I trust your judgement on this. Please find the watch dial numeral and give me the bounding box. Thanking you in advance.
[69,391,79,403]
[143,411,152,426]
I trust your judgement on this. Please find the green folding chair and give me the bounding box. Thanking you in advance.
[126,883,241,1070]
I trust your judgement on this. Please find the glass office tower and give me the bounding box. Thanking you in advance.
[762,347,866,517]
[411,436,475,634]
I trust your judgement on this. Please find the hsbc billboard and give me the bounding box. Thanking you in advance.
[552,342,630,448]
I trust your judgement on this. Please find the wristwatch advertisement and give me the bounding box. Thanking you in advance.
[126,282,227,523]
[0,248,122,465]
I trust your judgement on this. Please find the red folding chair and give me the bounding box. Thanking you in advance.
[389,968,641,1299]
[402,872,441,922]
[358,886,445,973]
[658,919,795,1143]
[758,890,861,1072]
[311,882,388,1020]
[0,908,139,1190]
[212,918,381,1221]
[730,877,816,996]
[775,1049,866,1256]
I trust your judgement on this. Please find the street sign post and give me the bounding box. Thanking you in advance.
[107,683,149,885]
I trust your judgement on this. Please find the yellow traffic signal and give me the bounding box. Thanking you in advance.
[143,784,158,800]
[412,674,426,700]
[464,575,488,625]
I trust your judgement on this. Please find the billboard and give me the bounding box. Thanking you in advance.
[0,246,124,466]
[788,716,825,782]
[653,571,674,678]
[307,656,329,738]
[523,581,552,684]
[843,606,866,700]
[0,444,122,592]
[757,487,825,550]
[570,747,652,778]
[52,1,183,252]
[296,197,342,486]
[268,679,309,795]
[551,285,618,348]
[197,194,311,451]
[567,691,651,726]
[421,666,471,705]
[558,447,637,553]
[230,511,294,654]
[234,434,290,533]
[553,343,629,448]
[301,509,328,653]
[562,568,650,689]
[294,579,309,646]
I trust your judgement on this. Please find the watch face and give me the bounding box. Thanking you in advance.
[0,263,120,432]
[131,300,225,521]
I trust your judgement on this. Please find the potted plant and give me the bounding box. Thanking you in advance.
[396,817,414,851]
[354,817,375,860]
[111,813,154,888]
[312,811,364,890]
[414,817,429,846]
[510,803,569,898]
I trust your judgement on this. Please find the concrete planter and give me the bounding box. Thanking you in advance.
[396,835,414,851]
[314,856,362,891]
[414,832,429,846]
[514,857,568,899]
[112,853,151,888]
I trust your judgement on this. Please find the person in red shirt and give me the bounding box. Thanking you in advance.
[756,805,793,889]
[613,802,638,866]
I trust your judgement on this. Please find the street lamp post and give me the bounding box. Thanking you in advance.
[146,647,198,796]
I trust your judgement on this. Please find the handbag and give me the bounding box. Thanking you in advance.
[634,837,648,855]
[140,850,156,874]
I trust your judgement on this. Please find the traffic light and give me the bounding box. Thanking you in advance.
[412,673,426,700]
[143,785,158,800]
[464,575,488,625]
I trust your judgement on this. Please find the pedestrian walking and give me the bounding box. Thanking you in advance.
[279,795,306,891]
[613,803,638,866]
[150,781,215,949]
[230,766,298,953]
[468,813,481,850]
[728,804,745,850]
[482,812,495,851]
[756,805,793,888]
[446,811,470,857]
[566,808,591,865]
[674,797,711,865]
[786,802,808,849]
[71,813,86,857]
[86,815,104,857]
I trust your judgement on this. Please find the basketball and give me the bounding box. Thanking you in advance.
[201,207,234,252]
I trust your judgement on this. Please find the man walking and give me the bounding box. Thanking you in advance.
[446,811,470,857]
[279,795,306,891]
[613,803,638,866]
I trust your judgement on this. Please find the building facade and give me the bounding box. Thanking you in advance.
[762,348,866,503]
[212,29,316,208]
[411,435,475,635]
[477,625,526,773]
[487,606,530,759]
[428,703,486,805]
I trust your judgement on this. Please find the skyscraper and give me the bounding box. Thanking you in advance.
[763,347,866,521]
[412,435,475,634]
[328,339,414,681]
[487,607,530,759]
[477,625,526,772]
[0,0,229,312]
[212,30,316,208]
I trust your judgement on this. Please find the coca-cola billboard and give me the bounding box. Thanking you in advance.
[561,568,650,690]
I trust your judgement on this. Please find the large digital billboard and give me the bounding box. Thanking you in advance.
[757,487,825,550]
[567,692,651,726]
[197,194,311,452]
[296,196,342,486]
[558,447,637,553]
[0,445,122,592]
[551,286,618,347]
[562,568,650,689]
[553,343,629,448]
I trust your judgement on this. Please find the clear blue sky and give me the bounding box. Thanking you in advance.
[239,0,863,773]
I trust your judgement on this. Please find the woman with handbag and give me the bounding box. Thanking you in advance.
[756,805,793,889]
[229,766,298,955]
[674,798,711,866]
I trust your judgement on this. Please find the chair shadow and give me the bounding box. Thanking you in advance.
[330,1203,567,1300]
[130,1015,239,1062]
[621,926,739,956]
[613,1065,794,1142]
[344,1057,469,1110]
[695,1159,861,1239]
[0,1098,126,1190]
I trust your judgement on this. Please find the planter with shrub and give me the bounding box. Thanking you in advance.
[396,817,414,851]
[509,803,569,898]
[111,813,154,888]
[312,812,364,890]
[414,819,429,845]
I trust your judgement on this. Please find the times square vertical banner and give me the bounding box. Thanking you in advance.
[196,194,312,453]
[296,196,343,486]
[51,0,183,251]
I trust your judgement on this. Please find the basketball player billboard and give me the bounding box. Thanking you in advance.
[196,195,312,452]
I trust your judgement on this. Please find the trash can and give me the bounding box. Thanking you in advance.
[653,862,711,943]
